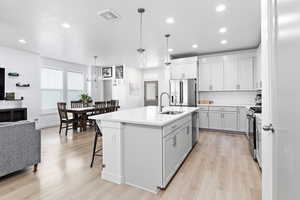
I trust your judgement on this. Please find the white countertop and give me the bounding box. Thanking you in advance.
[89,106,199,127]
[198,104,254,108]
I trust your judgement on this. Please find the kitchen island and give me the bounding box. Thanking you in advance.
[90,106,199,193]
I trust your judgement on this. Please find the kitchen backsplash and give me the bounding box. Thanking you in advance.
[199,91,256,105]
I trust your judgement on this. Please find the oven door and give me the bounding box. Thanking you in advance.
[247,114,256,160]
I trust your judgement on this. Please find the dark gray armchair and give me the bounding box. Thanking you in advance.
[0,121,41,177]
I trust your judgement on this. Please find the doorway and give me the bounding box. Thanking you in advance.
[144,81,158,106]
[103,80,112,101]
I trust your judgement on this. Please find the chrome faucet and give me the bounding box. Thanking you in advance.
[160,92,171,112]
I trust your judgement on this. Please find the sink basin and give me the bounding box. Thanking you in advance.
[160,110,184,115]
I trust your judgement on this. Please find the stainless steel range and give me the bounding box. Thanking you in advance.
[247,106,261,161]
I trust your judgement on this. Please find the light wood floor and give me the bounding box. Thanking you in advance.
[0,128,261,200]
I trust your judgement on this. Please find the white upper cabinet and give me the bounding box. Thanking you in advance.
[223,57,238,90]
[199,62,210,91]
[199,59,223,91]
[210,62,223,91]
[170,57,197,79]
[237,57,254,90]
[254,47,262,89]
[198,51,256,91]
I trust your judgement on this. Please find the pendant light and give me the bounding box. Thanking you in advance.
[94,56,98,66]
[164,34,171,66]
[137,8,147,68]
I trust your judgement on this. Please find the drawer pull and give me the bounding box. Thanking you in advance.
[172,136,177,147]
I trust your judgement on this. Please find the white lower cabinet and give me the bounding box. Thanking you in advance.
[208,111,223,130]
[163,120,192,187]
[237,107,247,132]
[164,129,181,185]
[199,111,209,129]
[199,106,247,133]
[222,112,238,131]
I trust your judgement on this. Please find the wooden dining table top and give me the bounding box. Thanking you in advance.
[66,106,96,114]
[66,106,120,114]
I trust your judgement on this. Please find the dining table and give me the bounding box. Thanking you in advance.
[66,106,97,132]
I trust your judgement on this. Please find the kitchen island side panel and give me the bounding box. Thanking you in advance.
[123,124,163,193]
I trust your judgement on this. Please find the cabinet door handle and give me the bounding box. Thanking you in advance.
[171,125,177,129]
[172,135,177,147]
[206,112,209,118]
[186,126,190,134]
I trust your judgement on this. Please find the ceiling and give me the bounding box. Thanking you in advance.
[0,0,261,67]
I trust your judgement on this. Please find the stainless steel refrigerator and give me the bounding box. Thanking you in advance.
[169,79,197,107]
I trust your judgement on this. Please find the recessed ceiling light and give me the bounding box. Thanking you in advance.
[216,4,226,12]
[219,27,227,33]
[192,44,198,48]
[61,23,71,29]
[168,48,174,52]
[18,39,27,44]
[166,17,175,24]
[220,40,228,44]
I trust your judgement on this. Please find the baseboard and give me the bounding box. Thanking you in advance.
[199,128,246,135]
[101,171,124,184]
[125,182,159,194]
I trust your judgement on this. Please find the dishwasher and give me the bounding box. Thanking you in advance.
[192,111,199,146]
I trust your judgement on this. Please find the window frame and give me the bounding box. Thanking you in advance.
[40,67,64,113]
[40,66,87,114]
[66,70,85,102]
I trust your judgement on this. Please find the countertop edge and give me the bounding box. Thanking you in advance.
[197,104,254,107]
[89,107,200,127]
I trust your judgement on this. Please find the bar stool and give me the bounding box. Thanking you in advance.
[90,122,102,168]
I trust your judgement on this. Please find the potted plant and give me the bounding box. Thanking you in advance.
[80,94,92,107]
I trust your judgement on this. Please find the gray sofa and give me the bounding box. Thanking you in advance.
[0,121,41,177]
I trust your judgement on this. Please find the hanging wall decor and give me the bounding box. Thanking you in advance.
[16,82,30,87]
[102,67,113,78]
[8,72,19,77]
[115,65,124,79]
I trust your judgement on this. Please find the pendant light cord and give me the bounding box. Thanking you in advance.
[139,12,143,50]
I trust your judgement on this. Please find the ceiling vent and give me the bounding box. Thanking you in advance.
[98,9,120,21]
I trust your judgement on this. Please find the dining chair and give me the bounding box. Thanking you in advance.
[115,100,120,111]
[57,102,74,136]
[106,100,113,112]
[71,100,83,108]
[94,101,107,115]
[84,100,93,108]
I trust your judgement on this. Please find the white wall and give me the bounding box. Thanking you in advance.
[0,46,41,122]
[90,65,144,109]
[112,66,143,109]
[0,45,89,129]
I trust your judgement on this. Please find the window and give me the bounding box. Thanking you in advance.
[41,68,63,111]
[67,71,84,101]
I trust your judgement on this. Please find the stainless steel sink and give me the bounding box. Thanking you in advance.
[160,110,184,115]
